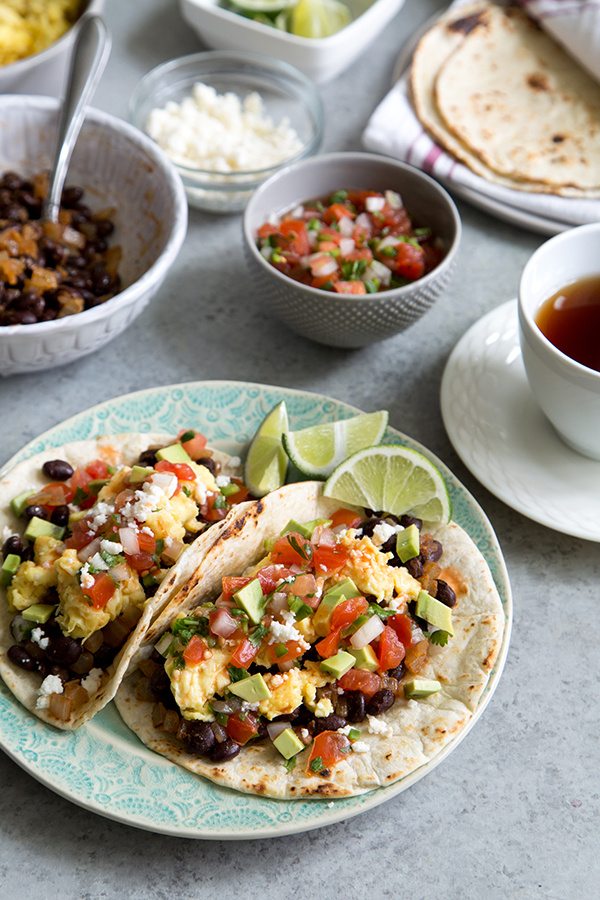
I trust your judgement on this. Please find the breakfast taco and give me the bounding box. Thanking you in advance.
[0,429,252,729]
[115,481,504,799]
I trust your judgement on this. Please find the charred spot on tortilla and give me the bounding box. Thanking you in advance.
[552,134,565,143]
[447,11,486,35]
[527,72,550,92]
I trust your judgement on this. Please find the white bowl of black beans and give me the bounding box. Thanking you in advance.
[0,95,187,376]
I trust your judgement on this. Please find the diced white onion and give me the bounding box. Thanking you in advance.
[310,256,337,277]
[119,527,140,556]
[209,608,237,638]
[339,237,355,257]
[211,699,234,715]
[154,632,172,657]
[291,205,304,218]
[110,563,130,582]
[339,216,354,237]
[350,615,384,649]
[150,472,178,497]
[378,235,401,250]
[308,230,318,248]
[278,659,296,672]
[77,537,101,563]
[385,190,402,209]
[411,625,425,643]
[314,528,336,547]
[366,196,385,212]
[368,259,393,283]
[260,245,272,260]
[269,592,289,614]
[267,721,289,741]
[355,212,371,230]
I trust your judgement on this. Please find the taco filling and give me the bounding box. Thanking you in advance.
[140,508,462,773]
[2,430,250,723]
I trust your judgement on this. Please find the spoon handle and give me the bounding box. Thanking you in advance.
[43,15,111,223]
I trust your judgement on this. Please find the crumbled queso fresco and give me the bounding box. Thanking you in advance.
[146,82,304,174]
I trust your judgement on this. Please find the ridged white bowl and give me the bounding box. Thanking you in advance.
[0,96,187,376]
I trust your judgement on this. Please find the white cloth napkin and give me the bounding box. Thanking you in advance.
[362,0,600,226]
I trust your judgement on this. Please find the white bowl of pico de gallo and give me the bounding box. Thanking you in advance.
[243,152,461,348]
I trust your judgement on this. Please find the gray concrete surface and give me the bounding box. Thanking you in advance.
[0,0,598,898]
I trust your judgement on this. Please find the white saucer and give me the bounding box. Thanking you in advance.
[441,300,600,542]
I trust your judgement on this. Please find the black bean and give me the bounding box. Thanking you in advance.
[291,704,314,726]
[23,504,47,521]
[366,689,395,716]
[46,635,81,667]
[359,517,387,538]
[345,691,367,723]
[138,448,158,467]
[149,665,177,708]
[10,310,37,324]
[421,537,443,562]
[93,645,117,669]
[7,644,36,671]
[92,271,111,295]
[312,714,347,735]
[180,720,216,756]
[70,650,94,675]
[3,534,24,557]
[400,515,423,531]
[1,172,23,190]
[51,505,70,528]
[435,579,457,608]
[35,659,49,677]
[42,459,74,481]
[61,186,84,206]
[195,456,216,475]
[210,738,240,763]
[406,555,424,579]
[387,662,405,681]
[95,219,114,238]
[49,665,70,683]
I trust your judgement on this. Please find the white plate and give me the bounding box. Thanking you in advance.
[391,15,570,237]
[441,300,600,541]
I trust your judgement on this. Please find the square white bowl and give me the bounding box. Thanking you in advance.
[179,0,406,83]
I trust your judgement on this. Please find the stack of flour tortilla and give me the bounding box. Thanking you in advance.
[409,1,600,198]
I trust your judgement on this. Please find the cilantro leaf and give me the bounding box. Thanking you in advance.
[249,624,268,647]
[228,666,247,683]
[310,756,324,773]
[284,756,297,773]
[287,534,313,562]
[429,630,450,647]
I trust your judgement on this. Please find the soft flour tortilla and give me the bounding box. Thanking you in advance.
[116,482,505,799]
[0,433,242,730]
[410,3,600,198]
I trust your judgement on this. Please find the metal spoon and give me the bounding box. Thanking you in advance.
[43,15,111,223]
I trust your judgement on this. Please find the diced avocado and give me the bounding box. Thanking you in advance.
[233,578,265,625]
[24,516,65,542]
[404,678,441,699]
[220,483,240,497]
[22,603,55,624]
[0,553,21,587]
[156,443,192,464]
[229,672,271,703]
[415,590,454,635]
[281,518,332,539]
[129,465,153,483]
[347,645,379,672]
[342,613,369,638]
[320,649,356,678]
[10,490,34,518]
[396,525,420,563]
[313,577,358,636]
[273,727,304,760]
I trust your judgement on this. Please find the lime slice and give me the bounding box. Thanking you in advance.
[231,0,296,13]
[244,401,289,497]
[282,410,388,478]
[290,0,351,37]
[323,445,451,524]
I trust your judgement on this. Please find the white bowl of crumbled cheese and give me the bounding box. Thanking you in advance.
[130,51,324,213]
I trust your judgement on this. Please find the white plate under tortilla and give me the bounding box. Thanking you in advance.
[441,301,600,541]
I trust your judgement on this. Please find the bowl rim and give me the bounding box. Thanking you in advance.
[0,94,188,336]
[129,50,324,180]
[243,151,462,302]
[0,0,105,78]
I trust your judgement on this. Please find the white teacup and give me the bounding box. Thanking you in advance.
[518,223,600,461]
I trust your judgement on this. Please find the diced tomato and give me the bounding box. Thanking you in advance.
[347,190,379,206]
[382,207,412,232]
[255,565,292,595]
[344,248,373,263]
[65,517,96,550]
[201,494,229,522]
[317,240,338,252]
[331,508,362,530]
[227,480,250,504]
[270,532,313,568]
[316,627,342,659]
[86,459,110,480]
[29,481,74,508]
[268,639,305,665]
[221,576,251,602]
[353,224,371,245]
[333,281,367,295]
[154,460,196,482]
[137,531,156,554]
[377,625,406,671]
[126,551,155,573]
[312,273,340,290]
[323,203,355,223]
[230,638,258,669]
[81,572,116,610]
[258,223,278,240]
[307,731,351,773]
[227,713,259,745]
[289,573,316,598]
[180,432,208,460]
[338,668,381,699]
[312,543,349,574]
[394,243,425,280]
[279,219,310,256]
[183,634,206,666]
[331,596,368,631]
[319,226,342,243]
[388,613,413,647]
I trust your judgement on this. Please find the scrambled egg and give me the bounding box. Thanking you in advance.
[167,648,231,721]
[259,663,334,720]
[145,491,200,541]
[339,532,421,603]
[296,616,317,644]
[54,550,145,640]
[0,1,81,67]
[6,535,65,611]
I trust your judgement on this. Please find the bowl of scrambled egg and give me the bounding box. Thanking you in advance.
[0,0,105,95]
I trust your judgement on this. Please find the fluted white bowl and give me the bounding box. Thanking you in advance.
[0,96,187,376]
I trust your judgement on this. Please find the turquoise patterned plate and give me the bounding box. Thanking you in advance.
[0,381,512,839]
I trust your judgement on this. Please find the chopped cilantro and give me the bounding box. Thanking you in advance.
[380,246,397,258]
[329,190,348,204]
[155,539,165,555]
[307,218,320,231]
[348,728,361,741]
[249,623,268,647]
[180,430,196,443]
[171,615,209,643]
[414,227,432,238]
[182,486,191,497]
[228,666,247,683]
[100,550,125,568]
[367,604,397,618]
[429,630,450,647]
[310,756,324,773]
[213,493,227,510]
[214,711,229,725]
[287,595,312,621]
[287,534,312,561]
[172,652,185,670]
[365,279,380,294]
[72,486,88,506]
[284,756,297,773]
[220,483,240,497]
[275,643,288,658]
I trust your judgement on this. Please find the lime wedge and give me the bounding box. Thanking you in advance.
[290,0,351,37]
[282,410,388,478]
[323,445,451,524]
[231,0,296,12]
[244,401,289,497]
